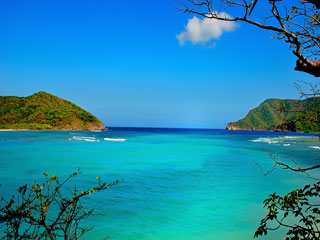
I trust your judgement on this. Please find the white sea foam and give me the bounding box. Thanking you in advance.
[250,138,279,144]
[84,139,99,142]
[250,138,270,142]
[283,136,314,139]
[283,144,290,147]
[69,136,99,142]
[104,138,126,142]
[250,136,316,144]
[310,146,320,150]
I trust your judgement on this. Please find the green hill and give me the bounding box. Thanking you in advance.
[226,98,320,133]
[0,91,106,130]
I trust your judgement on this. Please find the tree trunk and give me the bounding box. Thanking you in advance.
[295,59,320,77]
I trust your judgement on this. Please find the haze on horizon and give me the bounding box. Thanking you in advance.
[0,0,315,129]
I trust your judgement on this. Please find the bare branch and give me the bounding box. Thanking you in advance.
[176,0,320,77]
[254,152,320,181]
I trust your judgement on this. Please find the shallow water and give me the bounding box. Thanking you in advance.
[0,128,319,239]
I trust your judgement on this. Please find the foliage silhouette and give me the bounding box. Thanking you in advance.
[0,171,120,240]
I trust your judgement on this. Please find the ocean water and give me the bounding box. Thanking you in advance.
[0,128,319,240]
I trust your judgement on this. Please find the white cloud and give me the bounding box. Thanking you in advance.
[177,13,236,46]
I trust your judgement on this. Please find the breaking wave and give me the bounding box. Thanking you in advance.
[104,137,126,142]
[310,146,320,150]
[69,136,100,142]
[250,138,279,144]
[250,136,316,145]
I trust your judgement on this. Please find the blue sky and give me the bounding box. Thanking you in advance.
[0,0,316,128]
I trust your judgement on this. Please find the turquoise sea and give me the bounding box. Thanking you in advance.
[0,128,319,239]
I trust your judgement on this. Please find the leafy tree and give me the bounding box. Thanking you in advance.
[0,171,120,240]
[254,182,320,239]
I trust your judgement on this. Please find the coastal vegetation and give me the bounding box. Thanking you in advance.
[226,97,320,133]
[0,91,105,130]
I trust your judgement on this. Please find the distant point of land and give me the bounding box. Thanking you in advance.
[0,91,106,131]
[226,98,320,133]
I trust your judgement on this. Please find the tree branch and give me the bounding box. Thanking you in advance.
[176,0,320,77]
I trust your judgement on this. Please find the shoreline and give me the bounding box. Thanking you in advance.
[0,129,107,132]
[0,127,315,135]
[0,129,30,131]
